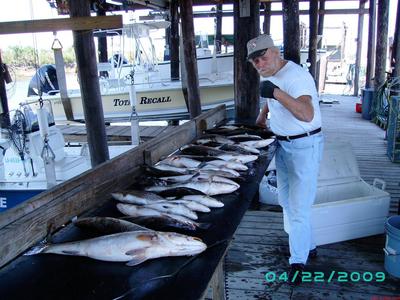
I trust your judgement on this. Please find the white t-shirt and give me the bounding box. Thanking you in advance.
[263,61,322,136]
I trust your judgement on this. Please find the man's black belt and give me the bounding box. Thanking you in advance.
[276,127,322,141]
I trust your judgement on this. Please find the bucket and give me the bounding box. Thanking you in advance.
[384,216,400,278]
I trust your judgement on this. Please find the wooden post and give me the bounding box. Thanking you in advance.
[234,0,260,121]
[97,8,108,78]
[0,51,10,127]
[69,0,109,166]
[308,0,319,80]
[316,0,325,92]
[179,0,202,119]
[282,0,300,64]
[263,2,271,35]
[366,0,376,88]
[392,0,400,80]
[170,0,180,81]
[353,0,366,96]
[215,4,223,54]
[374,0,389,89]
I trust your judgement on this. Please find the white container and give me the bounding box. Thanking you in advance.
[258,142,391,246]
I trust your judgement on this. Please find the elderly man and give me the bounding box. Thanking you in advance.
[247,34,324,285]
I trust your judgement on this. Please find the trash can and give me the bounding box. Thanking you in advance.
[361,88,375,120]
[384,215,400,278]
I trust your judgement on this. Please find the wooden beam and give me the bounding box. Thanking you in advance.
[0,15,122,35]
[353,0,366,96]
[180,0,202,119]
[308,0,319,80]
[69,0,109,166]
[215,4,223,54]
[374,0,389,89]
[262,2,271,35]
[282,0,300,64]
[366,0,377,89]
[97,9,109,78]
[170,0,180,81]
[234,0,260,121]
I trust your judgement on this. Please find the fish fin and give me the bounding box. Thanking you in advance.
[61,250,80,255]
[24,244,49,255]
[126,255,149,267]
[197,222,212,230]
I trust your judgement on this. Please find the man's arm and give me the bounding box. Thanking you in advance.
[256,103,269,128]
[273,89,314,122]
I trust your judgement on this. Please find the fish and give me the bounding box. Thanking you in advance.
[206,159,248,171]
[121,215,207,231]
[195,135,235,145]
[180,144,227,156]
[178,195,224,208]
[240,138,275,149]
[118,205,207,230]
[143,202,198,220]
[145,179,239,196]
[219,143,260,155]
[153,163,192,174]
[112,190,165,205]
[227,134,263,142]
[159,156,202,168]
[217,153,258,164]
[118,203,197,220]
[168,199,211,213]
[145,165,186,177]
[73,217,151,234]
[25,231,207,266]
[199,165,240,177]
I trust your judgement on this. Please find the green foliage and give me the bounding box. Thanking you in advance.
[2,45,76,68]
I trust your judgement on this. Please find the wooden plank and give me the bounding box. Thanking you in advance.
[215,4,223,54]
[211,257,226,300]
[70,0,109,166]
[0,15,122,35]
[143,121,197,165]
[0,142,147,268]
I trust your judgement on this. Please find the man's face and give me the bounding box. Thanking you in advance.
[249,49,279,77]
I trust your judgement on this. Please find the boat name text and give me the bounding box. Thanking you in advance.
[113,96,172,106]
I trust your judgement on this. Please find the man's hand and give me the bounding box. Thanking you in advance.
[260,81,279,99]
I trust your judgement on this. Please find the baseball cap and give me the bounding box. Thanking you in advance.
[247,34,276,60]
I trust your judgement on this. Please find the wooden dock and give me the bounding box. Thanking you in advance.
[225,95,400,299]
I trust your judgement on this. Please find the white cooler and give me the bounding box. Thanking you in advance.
[259,141,391,246]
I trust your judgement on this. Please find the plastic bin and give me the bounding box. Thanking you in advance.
[361,88,375,120]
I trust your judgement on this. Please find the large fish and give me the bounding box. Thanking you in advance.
[217,153,258,164]
[195,135,235,145]
[117,204,206,230]
[219,143,260,155]
[25,231,207,266]
[206,160,248,171]
[73,217,151,235]
[159,156,202,168]
[121,215,208,231]
[143,202,198,220]
[168,199,210,213]
[240,138,275,149]
[227,134,263,142]
[178,195,224,208]
[145,179,239,196]
[112,190,165,205]
[117,203,197,220]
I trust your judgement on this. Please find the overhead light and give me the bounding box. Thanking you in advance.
[105,0,123,5]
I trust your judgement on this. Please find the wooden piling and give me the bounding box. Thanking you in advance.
[234,0,260,122]
[179,0,202,119]
[282,0,300,64]
[69,0,109,166]
[366,0,377,89]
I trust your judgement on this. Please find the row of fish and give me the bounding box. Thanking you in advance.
[25,123,275,267]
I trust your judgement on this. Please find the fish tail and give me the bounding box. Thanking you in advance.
[24,243,49,255]
[196,222,211,230]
